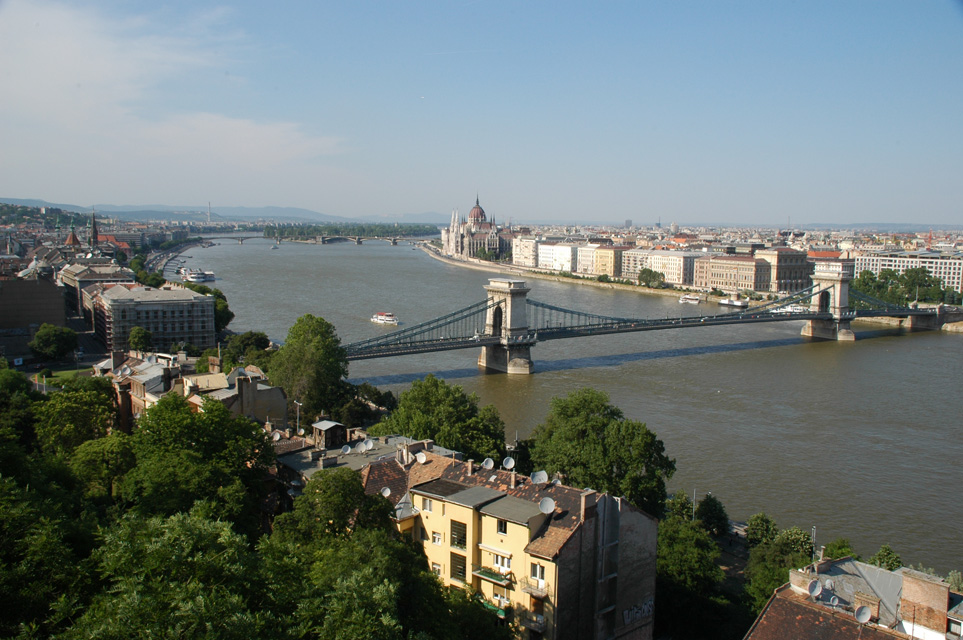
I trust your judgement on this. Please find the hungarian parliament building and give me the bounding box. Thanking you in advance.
[441,197,514,260]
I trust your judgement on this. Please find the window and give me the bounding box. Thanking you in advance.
[451,521,467,550]
[492,586,511,608]
[432,532,442,545]
[530,563,545,582]
[422,497,433,513]
[420,527,429,542]
[431,563,441,576]
[496,519,508,535]
[493,553,511,574]
[450,552,466,582]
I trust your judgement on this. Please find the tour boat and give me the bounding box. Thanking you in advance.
[183,269,216,283]
[719,297,749,308]
[370,312,399,325]
[679,294,701,304]
[772,304,809,314]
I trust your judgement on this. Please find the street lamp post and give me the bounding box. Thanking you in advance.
[294,400,302,436]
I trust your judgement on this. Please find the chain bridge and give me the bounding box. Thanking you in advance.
[345,261,954,374]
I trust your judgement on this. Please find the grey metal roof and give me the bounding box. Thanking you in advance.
[312,420,344,431]
[412,478,469,499]
[446,485,504,509]
[810,559,903,626]
[479,495,543,525]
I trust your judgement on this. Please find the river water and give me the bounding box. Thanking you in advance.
[174,237,963,574]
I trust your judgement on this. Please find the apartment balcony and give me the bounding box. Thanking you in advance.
[471,564,512,587]
[519,611,546,633]
[520,576,550,599]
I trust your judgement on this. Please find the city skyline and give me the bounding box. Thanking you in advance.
[1,1,961,226]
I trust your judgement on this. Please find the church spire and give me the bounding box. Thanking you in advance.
[89,209,99,247]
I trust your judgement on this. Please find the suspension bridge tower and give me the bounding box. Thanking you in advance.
[801,261,856,341]
[478,279,534,374]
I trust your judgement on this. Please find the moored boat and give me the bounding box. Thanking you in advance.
[719,297,749,308]
[679,294,701,304]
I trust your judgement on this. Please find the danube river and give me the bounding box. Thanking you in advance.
[176,237,962,574]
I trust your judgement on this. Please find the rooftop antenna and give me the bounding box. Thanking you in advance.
[807,579,822,601]
[854,606,871,624]
[340,444,351,455]
[538,497,556,515]
[482,458,494,470]
[502,456,515,470]
[365,439,374,451]
[354,441,366,454]
[415,451,427,464]
[272,431,281,442]
[380,486,391,498]
[531,470,549,485]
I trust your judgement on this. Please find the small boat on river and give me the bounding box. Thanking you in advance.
[679,294,701,304]
[371,312,399,325]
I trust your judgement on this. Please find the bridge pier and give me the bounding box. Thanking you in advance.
[478,279,534,374]
[803,261,856,342]
[355,237,362,245]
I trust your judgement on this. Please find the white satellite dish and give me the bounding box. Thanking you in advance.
[531,470,549,485]
[340,444,351,455]
[482,458,494,470]
[830,595,839,607]
[272,432,281,442]
[380,486,391,498]
[365,439,374,451]
[538,497,556,515]
[415,451,427,464]
[297,428,305,436]
[502,456,515,470]
[551,478,561,486]
[807,579,822,598]
[354,442,366,454]
[855,606,871,624]
[824,578,834,591]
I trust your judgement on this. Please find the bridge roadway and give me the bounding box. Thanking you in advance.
[345,305,938,361]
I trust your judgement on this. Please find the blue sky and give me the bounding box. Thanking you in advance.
[1,1,961,226]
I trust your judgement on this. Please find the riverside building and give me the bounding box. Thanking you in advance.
[855,250,963,293]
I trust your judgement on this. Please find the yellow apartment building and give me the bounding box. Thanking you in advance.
[361,443,658,640]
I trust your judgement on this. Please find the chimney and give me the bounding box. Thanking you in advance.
[111,350,126,369]
[580,490,597,521]
[510,470,516,489]
[467,459,474,474]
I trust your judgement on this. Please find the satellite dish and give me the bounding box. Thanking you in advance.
[354,442,366,454]
[415,451,427,464]
[365,439,374,451]
[272,432,281,441]
[340,444,351,455]
[297,428,305,436]
[538,497,556,515]
[551,478,561,486]
[380,486,391,498]
[808,579,822,598]
[502,456,515,470]
[482,458,494,470]
[855,606,871,624]
[531,470,549,484]
[830,595,839,607]
[824,578,834,591]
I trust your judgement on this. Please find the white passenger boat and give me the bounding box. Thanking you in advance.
[719,297,749,308]
[183,269,216,283]
[370,312,399,325]
[679,294,701,304]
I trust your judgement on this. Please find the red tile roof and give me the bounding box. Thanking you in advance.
[746,588,909,640]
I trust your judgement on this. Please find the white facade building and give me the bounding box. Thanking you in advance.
[576,244,600,275]
[537,243,579,272]
[855,250,963,293]
[511,237,539,268]
[646,250,703,286]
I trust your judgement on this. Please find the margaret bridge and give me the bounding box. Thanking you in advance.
[345,261,960,374]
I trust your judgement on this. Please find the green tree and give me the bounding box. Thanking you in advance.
[273,467,394,542]
[128,325,153,351]
[638,268,666,288]
[70,433,136,499]
[530,388,675,516]
[869,544,902,571]
[65,509,264,640]
[774,526,814,558]
[269,314,348,418]
[824,537,858,560]
[370,374,507,462]
[746,512,778,547]
[745,536,812,611]
[657,516,724,592]
[34,389,116,457]
[665,491,694,521]
[28,323,78,360]
[695,493,729,536]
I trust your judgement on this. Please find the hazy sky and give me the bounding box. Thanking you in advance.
[1,1,961,226]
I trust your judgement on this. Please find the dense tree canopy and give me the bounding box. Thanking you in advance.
[852,267,961,306]
[745,512,778,548]
[869,544,903,571]
[34,389,116,457]
[28,323,78,360]
[128,325,153,351]
[269,314,349,418]
[695,493,729,536]
[369,374,507,462]
[530,388,675,516]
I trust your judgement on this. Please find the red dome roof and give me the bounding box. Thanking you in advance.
[468,196,486,222]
